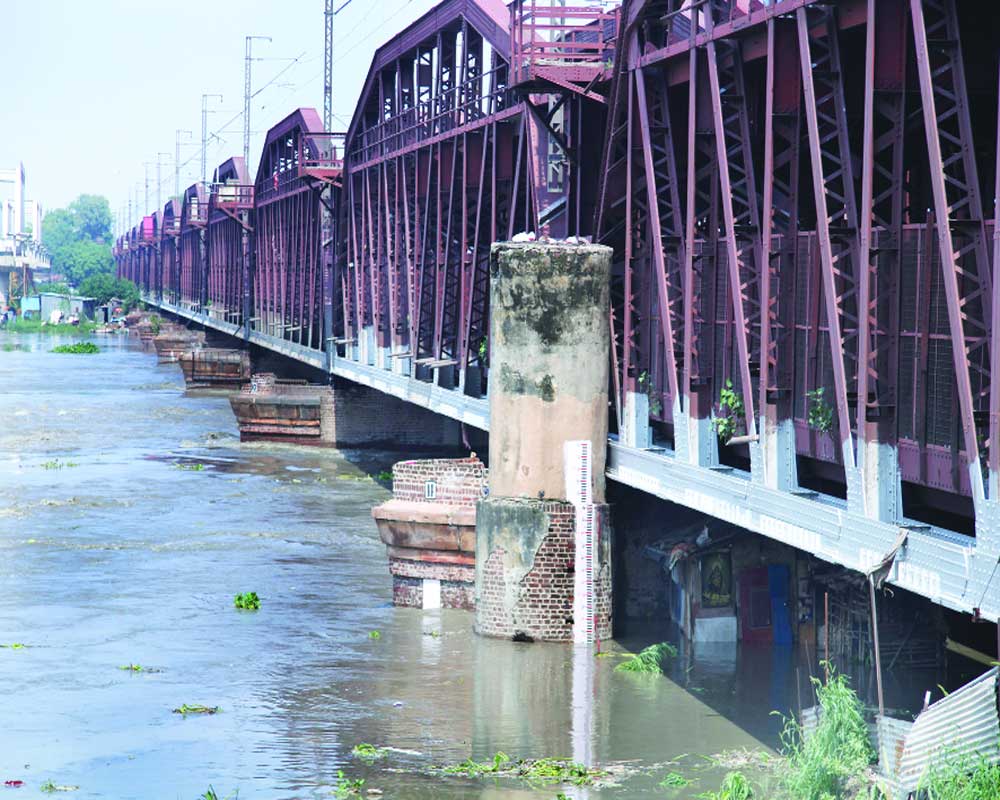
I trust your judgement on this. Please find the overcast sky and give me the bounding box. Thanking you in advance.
[1,0,440,232]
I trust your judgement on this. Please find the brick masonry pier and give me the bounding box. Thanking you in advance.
[372,457,487,609]
[179,348,252,390]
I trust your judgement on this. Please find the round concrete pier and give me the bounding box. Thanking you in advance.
[475,241,613,642]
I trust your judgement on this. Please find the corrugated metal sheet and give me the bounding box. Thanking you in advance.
[896,667,999,793]
[876,715,913,799]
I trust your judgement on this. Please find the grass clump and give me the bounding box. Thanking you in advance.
[51,342,99,354]
[375,470,393,482]
[351,743,386,762]
[698,771,755,800]
[233,592,260,610]
[331,770,365,798]
[775,666,874,800]
[172,704,220,715]
[615,642,678,673]
[440,752,606,787]
[4,318,97,335]
[917,754,1000,800]
[149,315,162,335]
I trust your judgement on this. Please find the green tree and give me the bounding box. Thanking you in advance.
[41,194,115,286]
[78,274,140,310]
[60,240,114,285]
[70,195,113,243]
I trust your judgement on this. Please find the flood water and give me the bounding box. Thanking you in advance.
[0,333,783,800]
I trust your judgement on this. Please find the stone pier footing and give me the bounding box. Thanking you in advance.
[228,373,461,448]
[179,348,251,390]
[372,457,487,609]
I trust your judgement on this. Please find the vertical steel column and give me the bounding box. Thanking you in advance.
[683,44,721,468]
[706,23,764,477]
[857,0,907,521]
[797,6,863,506]
[760,17,801,493]
[910,0,991,513]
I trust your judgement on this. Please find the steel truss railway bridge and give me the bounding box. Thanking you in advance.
[116,0,1000,623]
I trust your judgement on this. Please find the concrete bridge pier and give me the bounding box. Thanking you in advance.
[475,242,613,643]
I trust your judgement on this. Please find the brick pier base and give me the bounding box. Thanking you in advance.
[228,373,461,448]
[179,348,251,390]
[372,457,486,609]
[475,497,613,642]
[152,327,205,362]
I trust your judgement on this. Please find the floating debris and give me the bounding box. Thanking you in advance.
[331,770,365,798]
[118,664,161,673]
[40,460,79,470]
[368,630,381,640]
[0,644,26,650]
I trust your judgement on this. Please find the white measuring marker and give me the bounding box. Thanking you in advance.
[564,439,596,645]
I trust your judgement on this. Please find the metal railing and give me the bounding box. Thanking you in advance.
[298,132,347,177]
[211,182,255,210]
[509,0,618,85]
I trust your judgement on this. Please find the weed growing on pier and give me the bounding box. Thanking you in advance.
[51,342,99,354]
[774,665,874,800]
[806,388,834,434]
[614,642,677,674]
[375,470,393,482]
[439,753,606,787]
[233,592,260,610]
[712,380,745,445]
[172,704,220,715]
[698,771,755,800]
[331,770,365,798]
[351,743,386,762]
[149,315,162,335]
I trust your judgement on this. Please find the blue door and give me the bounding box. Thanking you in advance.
[768,564,793,645]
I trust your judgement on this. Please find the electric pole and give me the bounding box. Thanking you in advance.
[175,130,192,197]
[244,35,272,170]
[201,94,223,186]
[324,0,334,132]
[143,162,153,215]
[157,152,171,213]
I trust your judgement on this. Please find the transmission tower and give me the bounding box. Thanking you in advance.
[244,36,272,170]
[324,0,334,131]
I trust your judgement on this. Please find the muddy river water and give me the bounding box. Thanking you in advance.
[0,333,789,799]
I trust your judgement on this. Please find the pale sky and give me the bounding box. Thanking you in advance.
[1,0,441,233]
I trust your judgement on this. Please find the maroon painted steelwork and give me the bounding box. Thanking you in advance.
[180,183,208,309]
[208,157,254,328]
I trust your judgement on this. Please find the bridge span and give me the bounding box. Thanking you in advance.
[117,0,1000,634]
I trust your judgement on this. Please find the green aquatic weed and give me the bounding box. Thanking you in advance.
[233,592,260,610]
[51,342,99,354]
[172,704,220,715]
[351,743,386,761]
[614,642,678,674]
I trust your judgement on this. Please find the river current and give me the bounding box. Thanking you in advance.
[0,333,776,799]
